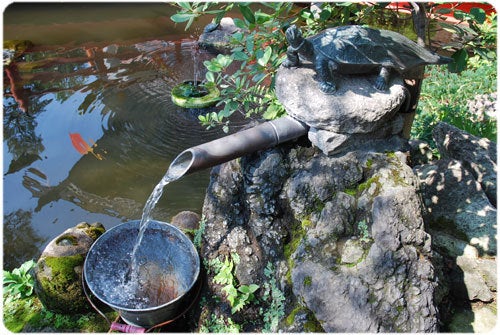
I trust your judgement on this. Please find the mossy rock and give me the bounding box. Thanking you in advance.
[33,222,105,314]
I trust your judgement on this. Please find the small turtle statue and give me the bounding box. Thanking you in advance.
[283,25,452,94]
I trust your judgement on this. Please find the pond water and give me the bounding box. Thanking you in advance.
[3,3,250,270]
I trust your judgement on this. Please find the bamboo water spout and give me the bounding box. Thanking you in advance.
[169,116,309,176]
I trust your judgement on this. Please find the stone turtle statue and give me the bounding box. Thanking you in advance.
[283,25,452,94]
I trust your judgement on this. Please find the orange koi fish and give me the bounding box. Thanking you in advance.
[69,133,105,160]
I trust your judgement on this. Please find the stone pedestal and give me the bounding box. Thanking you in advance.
[276,64,408,155]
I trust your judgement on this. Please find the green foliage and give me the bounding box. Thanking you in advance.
[298,1,388,35]
[172,2,497,142]
[432,5,496,72]
[412,62,497,145]
[208,253,259,314]
[25,308,113,332]
[172,2,390,131]
[3,295,42,332]
[193,215,206,249]
[171,2,294,131]
[3,259,36,299]
[261,262,286,333]
[357,220,372,243]
[199,313,242,333]
[170,2,231,31]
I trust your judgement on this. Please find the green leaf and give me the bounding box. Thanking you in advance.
[205,71,215,83]
[233,17,248,29]
[238,284,259,294]
[453,10,467,21]
[319,8,332,21]
[435,8,452,15]
[170,13,195,23]
[239,4,255,24]
[255,11,272,24]
[177,2,192,11]
[222,284,238,298]
[216,54,234,68]
[245,35,254,54]
[438,22,462,35]
[233,51,249,61]
[19,260,35,274]
[470,7,486,24]
[448,49,469,73]
[257,46,272,67]
[204,61,221,72]
[252,72,267,83]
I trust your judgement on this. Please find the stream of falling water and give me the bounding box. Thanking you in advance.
[117,159,190,308]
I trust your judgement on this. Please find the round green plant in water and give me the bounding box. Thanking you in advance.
[171,80,220,108]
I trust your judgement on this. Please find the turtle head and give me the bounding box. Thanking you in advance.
[286,25,304,48]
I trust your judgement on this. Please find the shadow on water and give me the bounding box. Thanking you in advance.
[3,3,251,270]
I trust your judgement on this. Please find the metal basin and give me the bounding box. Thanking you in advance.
[83,220,200,328]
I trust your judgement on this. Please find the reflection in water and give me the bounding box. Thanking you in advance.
[3,210,45,271]
[3,5,251,268]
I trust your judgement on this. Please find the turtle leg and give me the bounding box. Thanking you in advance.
[375,67,390,91]
[283,46,300,68]
[315,56,337,94]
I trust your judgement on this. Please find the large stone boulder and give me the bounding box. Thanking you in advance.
[432,121,497,206]
[275,64,408,155]
[415,159,497,255]
[198,144,438,332]
[413,121,497,332]
[33,222,105,314]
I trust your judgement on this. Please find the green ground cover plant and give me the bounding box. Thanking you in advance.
[413,60,497,145]
[208,253,259,314]
[3,260,112,332]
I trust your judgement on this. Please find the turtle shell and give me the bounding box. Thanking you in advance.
[308,25,444,73]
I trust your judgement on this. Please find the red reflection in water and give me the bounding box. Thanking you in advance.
[69,133,105,160]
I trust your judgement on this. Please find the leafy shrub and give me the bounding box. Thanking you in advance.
[413,61,497,145]
[170,2,391,131]
[433,6,496,72]
[171,2,497,143]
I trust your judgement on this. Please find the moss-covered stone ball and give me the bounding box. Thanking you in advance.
[33,222,105,314]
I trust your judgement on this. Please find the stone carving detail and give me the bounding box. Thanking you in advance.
[283,24,452,94]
